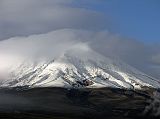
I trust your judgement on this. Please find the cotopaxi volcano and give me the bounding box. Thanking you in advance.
[0,30,159,90]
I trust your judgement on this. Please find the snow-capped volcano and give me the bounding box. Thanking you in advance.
[0,29,159,90]
[0,43,160,90]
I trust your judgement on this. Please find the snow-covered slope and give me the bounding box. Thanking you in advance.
[0,43,160,90]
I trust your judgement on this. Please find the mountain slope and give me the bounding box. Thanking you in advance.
[0,44,160,90]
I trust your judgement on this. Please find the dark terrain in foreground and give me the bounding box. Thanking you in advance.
[0,87,159,119]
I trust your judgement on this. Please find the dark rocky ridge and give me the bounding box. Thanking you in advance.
[0,87,159,119]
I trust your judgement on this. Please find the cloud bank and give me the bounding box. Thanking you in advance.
[0,0,108,40]
[0,0,159,79]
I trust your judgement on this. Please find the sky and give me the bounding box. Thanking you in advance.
[73,0,160,43]
[0,0,160,79]
[106,0,160,43]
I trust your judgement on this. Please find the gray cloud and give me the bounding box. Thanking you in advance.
[0,0,108,40]
[152,54,160,65]
[89,32,160,79]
